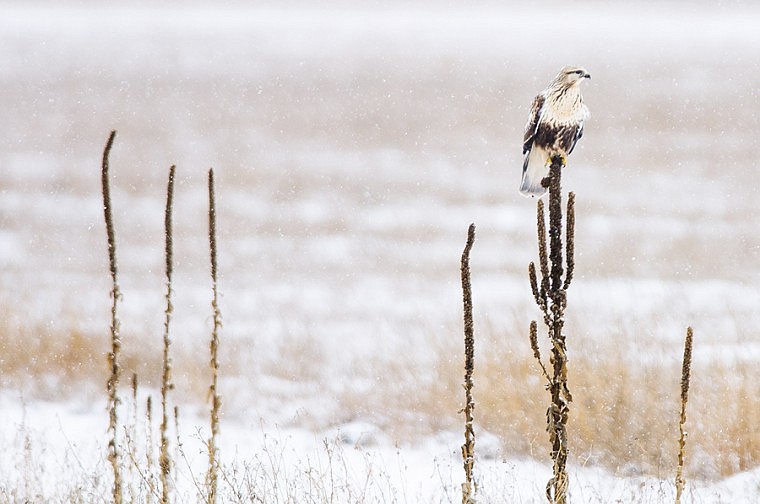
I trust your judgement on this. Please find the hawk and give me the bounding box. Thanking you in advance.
[520,66,591,197]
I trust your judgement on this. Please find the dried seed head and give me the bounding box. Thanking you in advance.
[564,192,575,290]
[537,200,550,295]
[681,327,693,404]
[530,321,540,360]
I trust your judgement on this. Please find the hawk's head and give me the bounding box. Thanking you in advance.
[557,66,591,86]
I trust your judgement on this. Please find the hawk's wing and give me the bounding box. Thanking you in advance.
[566,120,584,155]
[523,94,546,155]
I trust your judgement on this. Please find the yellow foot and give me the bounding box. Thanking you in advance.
[546,154,566,167]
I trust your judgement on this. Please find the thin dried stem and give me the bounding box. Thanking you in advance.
[173,406,182,490]
[675,327,694,504]
[159,165,176,503]
[146,396,158,498]
[131,373,138,403]
[206,168,222,504]
[460,223,476,504]
[101,129,123,504]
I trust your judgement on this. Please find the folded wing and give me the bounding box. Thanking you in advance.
[523,94,546,155]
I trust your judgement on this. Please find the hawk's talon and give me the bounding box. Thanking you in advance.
[548,155,567,168]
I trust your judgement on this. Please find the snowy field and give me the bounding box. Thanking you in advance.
[2,391,759,503]
[1,1,760,501]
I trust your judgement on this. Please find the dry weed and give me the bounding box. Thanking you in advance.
[459,223,476,504]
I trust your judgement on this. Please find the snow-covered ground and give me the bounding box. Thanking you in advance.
[2,392,758,503]
[1,1,760,501]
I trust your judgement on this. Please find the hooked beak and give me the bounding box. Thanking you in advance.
[584,73,591,79]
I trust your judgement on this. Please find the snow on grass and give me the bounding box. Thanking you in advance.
[1,391,758,503]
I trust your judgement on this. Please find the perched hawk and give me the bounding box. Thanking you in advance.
[520,66,591,197]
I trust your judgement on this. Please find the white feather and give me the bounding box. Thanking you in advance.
[519,146,549,197]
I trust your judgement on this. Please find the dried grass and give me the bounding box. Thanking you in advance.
[1,305,757,486]
[374,318,758,483]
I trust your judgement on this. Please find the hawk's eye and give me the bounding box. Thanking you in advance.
[574,70,584,75]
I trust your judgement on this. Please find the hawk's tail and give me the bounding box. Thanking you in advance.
[519,147,549,197]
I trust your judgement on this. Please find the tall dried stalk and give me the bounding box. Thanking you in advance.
[101,129,123,504]
[126,373,139,502]
[675,327,694,504]
[206,168,222,503]
[159,165,176,503]
[146,396,158,498]
[459,223,476,504]
[527,156,575,504]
